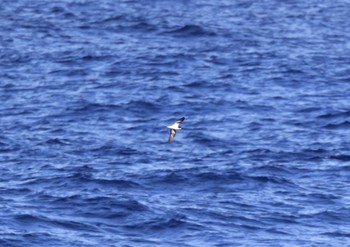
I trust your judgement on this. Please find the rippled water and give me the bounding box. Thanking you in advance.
[1,0,350,246]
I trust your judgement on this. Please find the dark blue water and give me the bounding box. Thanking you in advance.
[1,0,350,246]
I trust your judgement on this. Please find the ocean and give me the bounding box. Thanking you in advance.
[1,0,350,246]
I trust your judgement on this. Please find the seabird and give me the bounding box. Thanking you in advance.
[166,117,185,142]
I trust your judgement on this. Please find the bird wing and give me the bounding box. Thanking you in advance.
[168,129,176,142]
[175,117,185,124]
[171,117,185,128]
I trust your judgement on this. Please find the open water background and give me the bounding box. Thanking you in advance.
[1,0,350,246]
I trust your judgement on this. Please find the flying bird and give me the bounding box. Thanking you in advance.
[166,117,185,143]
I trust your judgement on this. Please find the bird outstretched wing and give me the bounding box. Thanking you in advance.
[168,129,176,142]
[175,117,185,124]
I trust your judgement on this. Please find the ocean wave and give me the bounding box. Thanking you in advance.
[124,214,201,232]
[323,121,350,129]
[14,214,98,232]
[163,24,217,37]
[322,231,350,238]
[327,153,350,161]
[317,110,350,119]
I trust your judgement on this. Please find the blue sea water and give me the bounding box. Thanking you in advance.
[1,0,350,246]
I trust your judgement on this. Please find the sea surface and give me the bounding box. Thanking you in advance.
[1,0,350,246]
